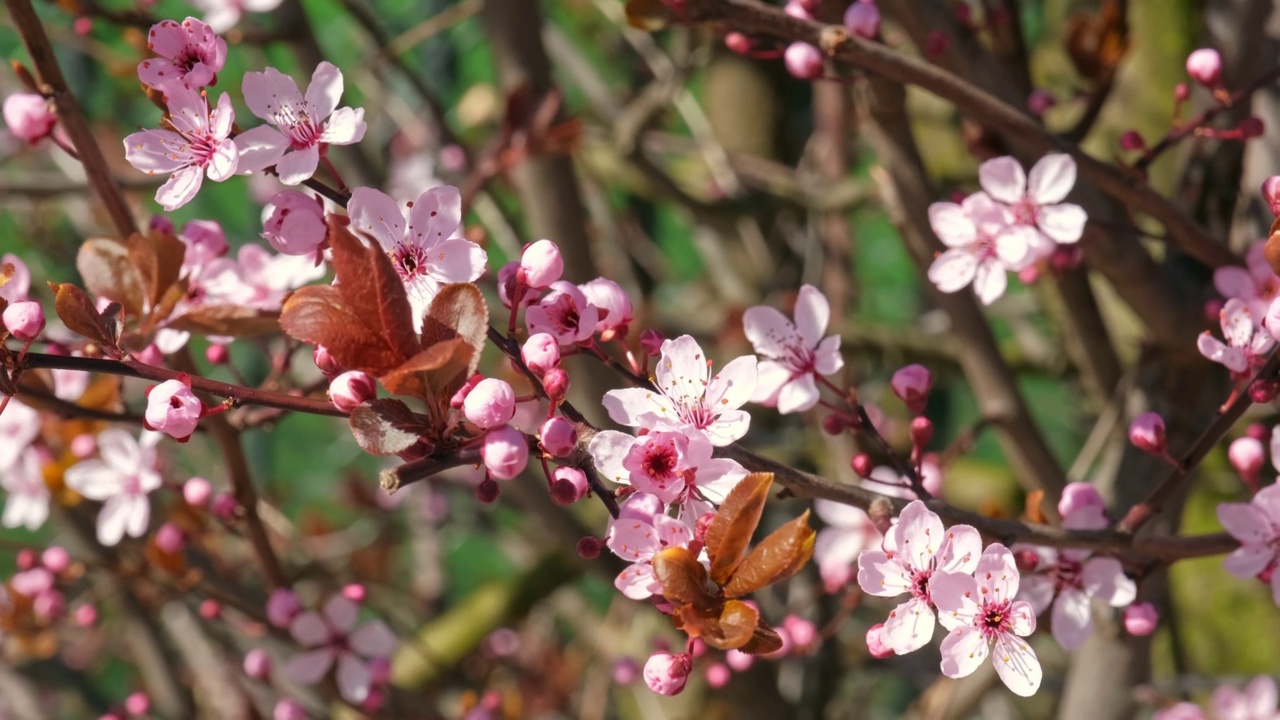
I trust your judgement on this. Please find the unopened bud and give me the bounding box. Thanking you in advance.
[1013,548,1040,572]
[482,424,529,480]
[724,31,752,55]
[822,413,848,435]
[704,662,731,688]
[463,378,516,429]
[1174,82,1190,101]
[1123,602,1158,636]
[851,453,873,478]
[205,343,229,365]
[1205,297,1225,322]
[312,345,341,378]
[1026,88,1056,116]
[543,367,570,404]
[519,240,564,289]
[550,466,589,505]
[329,371,376,413]
[1228,436,1265,480]
[643,651,692,696]
[212,492,238,520]
[183,477,212,507]
[843,0,880,39]
[266,589,302,628]
[42,546,70,574]
[476,478,501,503]
[449,373,484,409]
[1186,48,1222,87]
[1128,412,1167,454]
[866,623,893,658]
[1238,116,1266,139]
[154,522,185,555]
[909,416,934,448]
[124,692,150,717]
[891,364,933,413]
[243,648,271,680]
[577,536,602,559]
[1247,423,1268,441]
[521,333,560,376]
[784,42,824,80]
[1119,130,1145,151]
[1249,378,1278,404]
[199,599,221,619]
[539,416,577,457]
[3,301,45,341]
[1263,176,1280,216]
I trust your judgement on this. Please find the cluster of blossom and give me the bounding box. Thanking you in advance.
[778,0,881,80]
[1152,675,1280,720]
[1205,240,1280,382]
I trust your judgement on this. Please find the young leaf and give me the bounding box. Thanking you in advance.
[705,472,773,585]
[723,510,815,598]
[127,229,185,311]
[349,399,429,455]
[328,216,420,366]
[167,305,280,337]
[737,623,784,656]
[420,283,488,382]
[652,546,716,612]
[280,286,409,374]
[50,283,120,355]
[708,599,761,651]
[76,238,146,318]
[378,338,471,399]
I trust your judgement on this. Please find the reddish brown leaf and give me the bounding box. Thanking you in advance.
[670,604,722,645]
[0,263,13,290]
[624,0,671,30]
[127,228,186,311]
[652,546,716,612]
[349,399,429,455]
[418,283,489,400]
[280,286,409,374]
[166,305,280,337]
[50,283,120,354]
[1025,489,1046,524]
[328,217,420,367]
[738,622,784,655]
[76,238,145,318]
[1266,229,1280,277]
[705,472,773,586]
[723,510,815,598]
[378,338,471,399]
[706,599,760,651]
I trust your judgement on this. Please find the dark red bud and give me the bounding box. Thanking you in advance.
[476,479,501,504]
[822,413,848,435]
[577,536,602,559]
[851,453,873,478]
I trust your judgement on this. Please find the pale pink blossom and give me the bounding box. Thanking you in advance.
[926,192,1038,305]
[285,594,396,704]
[588,429,747,517]
[1212,675,1280,720]
[1153,702,1207,720]
[463,378,516,429]
[1199,298,1275,375]
[262,190,327,257]
[979,153,1087,252]
[1217,483,1280,605]
[743,284,843,414]
[843,0,880,38]
[124,87,238,211]
[519,240,563,289]
[605,493,693,600]
[932,543,1040,696]
[235,244,327,309]
[1186,48,1223,87]
[1122,601,1158,636]
[63,430,163,546]
[0,253,31,304]
[329,371,376,413]
[578,278,634,340]
[856,500,981,654]
[3,93,56,143]
[347,185,486,327]
[137,18,227,91]
[237,62,365,184]
[813,499,880,592]
[1,449,49,531]
[1215,241,1279,323]
[189,0,282,33]
[0,398,40,470]
[526,281,600,346]
[603,334,757,446]
[145,379,203,439]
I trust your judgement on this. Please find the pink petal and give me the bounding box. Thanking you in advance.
[972,544,1019,599]
[856,549,912,598]
[928,249,977,294]
[408,185,463,248]
[62,461,119,501]
[939,625,988,679]
[1036,203,1086,244]
[147,20,190,59]
[336,654,372,704]
[615,563,659,600]
[930,571,979,630]
[973,258,1008,305]
[1007,599,1036,636]
[690,459,747,504]
[1215,266,1257,300]
[275,147,319,186]
[704,410,752,447]
[814,525,870,571]
[793,284,830,347]
[323,595,359,633]
[210,92,235,139]
[606,518,661,562]
[1026,153,1076,204]
[1082,557,1136,606]
[1017,572,1055,615]
[978,156,1027,204]
[1217,501,1270,544]
[124,129,190,174]
[349,620,397,657]
[775,374,819,414]
[205,138,238,181]
[994,225,1037,270]
[813,334,843,376]
[814,499,871,528]
[656,335,710,407]
[927,203,977,247]
[602,387,671,430]
[991,634,1041,696]
[936,524,982,574]
[285,648,335,685]
[1252,482,1280,524]
[242,67,303,122]
[156,165,204,211]
[347,187,407,253]
[290,611,330,646]
[1050,590,1092,650]
[1221,299,1255,347]
[234,125,289,174]
[742,306,796,357]
[95,495,133,546]
[320,107,366,145]
[165,86,210,135]
[1198,333,1246,372]
[704,354,758,413]
[1243,676,1279,716]
[1222,544,1273,579]
[99,429,142,472]
[749,360,789,406]
[425,238,487,284]
[305,61,343,119]
[881,596,936,654]
[587,430,636,486]
[137,58,179,91]
[122,495,151,539]
[892,500,946,571]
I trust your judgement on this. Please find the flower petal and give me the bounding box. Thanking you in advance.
[425,238,487,285]
[243,66,304,122]
[408,185,463,248]
[285,648,335,685]
[336,654,372,704]
[304,61,343,120]
[928,249,977,294]
[349,620,397,657]
[793,284,830,347]
[320,107,366,145]
[275,146,320,186]
[973,259,1008,306]
[156,165,204,211]
[1026,153,1076,204]
[856,549,912,598]
[992,634,1042,697]
[742,306,795,358]
[1082,557,1136,607]
[928,203,977,247]
[234,125,289,174]
[1050,590,1092,650]
[939,626,988,679]
[348,187,407,253]
[979,156,1027,204]
[1036,203,1087,244]
[323,595,359,633]
[290,611,330,646]
[882,597,936,654]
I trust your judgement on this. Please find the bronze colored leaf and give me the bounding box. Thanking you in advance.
[127,228,185,311]
[50,283,120,354]
[280,286,410,374]
[704,599,760,651]
[737,622,784,656]
[328,216,420,367]
[670,604,721,645]
[705,472,773,586]
[76,238,145,318]
[379,338,471,399]
[166,305,280,337]
[723,510,815,598]
[0,263,13,290]
[624,0,671,31]
[652,546,715,611]
[349,399,428,455]
[421,284,487,363]
[1266,228,1280,277]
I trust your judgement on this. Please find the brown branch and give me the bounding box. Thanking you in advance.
[5,0,138,239]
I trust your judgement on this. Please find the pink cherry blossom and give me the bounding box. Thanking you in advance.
[463,378,516,429]
[1212,675,1280,720]
[519,239,563,289]
[927,192,1039,305]
[124,87,238,211]
[856,500,981,654]
[285,594,396,704]
[605,493,693,599]
[262,190,327,257]
[843,1,881,38]
[603,335,757,446]
[0,253,31,304]
[189,0,282,33]
[137,18,227,91]
[63,430,163,546]
[3,301,44,341]
[643,651,692,696]
[145,379,203,439]
[979,153,1088,251]
[1186,48,1223,87]
[784,42,823,80]
[1,449,49,531]
[526,281,600,346]
[3,93,56,143]
[1199,298,1275,375]
[578,278,634,340]
[237,62,366,185]
[813,499,880,592]
[1215,241,1279,323]
[932,543,1041,696]
[0,399,40,470]
[589,429,747,516]
[1153,702,1208,720]
[1217,483,1280,605]
[743,284,843,414]
[347,185,486,326]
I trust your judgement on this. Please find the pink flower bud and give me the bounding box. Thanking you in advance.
[154,523,185,554]
[611,657,640,685]
[1228,436,1265,479]
[784,42,824,80]
[1238,116,1265,139]
[1250,378,1278,404]
[266,588,302,628]
[519,239,564,289]
[521,333,561,376]
[125,692,150,717]
[145,379,203,440]
[643,651,692,696]
[475,478,501,503]
[639,329,665,356]
[74,604,98,627]
[726,649,753,672]
[821,413,848,435]
[199,599,221,619]
[1128,412,1166,454]
[1263,176,1280,216]
[41,546,70,573]
[3,300,45,341]
[1026,88,1056,116]
[212,492,238,520]
[539,416,577,457]
[1174,82,1190,101]
[1119,130,1145,151]
[782,615,817,650]
[843,1,881,39]
[15,548,35,571]
[463,378,516,429]
[149,215,175,234]
[273,699,308,720]
[1013,548,1040,572]
[891,364,933,413]
[724,31,752,55]
[329,371,376,413]
[909,416,933,448]
[1204,297,1225,322]
[498,261,539,309]
[543,367,570,404]
[136,343,165,366]
[205,343,229,365]
[1186,48,1222,87]
[10,567,50,595]
[1017,265,1040,284]
[312,345,341,378]
[33,589,64,621]
[482,424,529,480]
[1247,423,1268,441]
[784,0,812,20]
[183,477,212,507]
[243,648,271,680]
[693,511,715,546]
[2,93,56,143]
[450,373,484,409]
[579,278,633,339]
[70,433,96,458]
[1058,481,1106,521]
[342,583,366,603]
[577,536,602,559]
[925,30,950,59]
[866,623,894,658]
[704,662,731,688]
[367,656,391,684]
[262,190,327,256]
[851,453,873,478]
[550,466,589,505]
[1123,602,1158,636]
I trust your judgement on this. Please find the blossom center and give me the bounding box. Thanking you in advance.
[641,442,679,481]
[909,569,933,602]
[978,598,1013,639]
[1049,558,1084,592]
[187,132,223,169]
[272,102,323,150]
[1011,198,1038,226]
[391,243,429,281]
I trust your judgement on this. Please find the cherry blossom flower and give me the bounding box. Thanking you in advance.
[1153,702,1207,720]
[856,500,981,654]
[1015,484,1136,650]
[0,253,31,304]
[1212,675,1280,720]
[588,429,747,519]
[0,398,39,470]
[604,492,693,599]
[526,281,600,347]
[3,93,56,143]
[347,185,486,326]
[1215,241,1279,323]
[124,87,237,211]
[602,334,757,446]
[979,153,1088,253]
[813,499,880,592]
[1217,482,1280,604]
[579,278,634,340]
[926,192,1039,305]
[285,594,396,704]
[189,0,282,33]
[1198,298,1275,375]
[137,18,227,91]
[743,284,843,414]
[63,430,163,546]
[237,62,366,185]
[261,190,327,257]
[1,449,49,531]
[932,543,1041,696]
[145,379,203,440]
[643,652,693,696]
